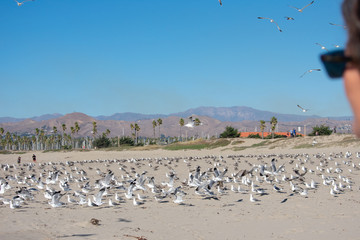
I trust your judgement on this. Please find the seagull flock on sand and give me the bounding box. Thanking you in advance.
[1,151,359,210]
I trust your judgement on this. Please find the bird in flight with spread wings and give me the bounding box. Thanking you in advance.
[289,1,314,12]
[315,43,329,52]
[329,22,347,29]
[300,69,321,78]
[257,17,283,32]
[297,105,309,113]
[14,0,34,6]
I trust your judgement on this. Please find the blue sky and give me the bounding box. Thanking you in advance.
[0,0,348,118]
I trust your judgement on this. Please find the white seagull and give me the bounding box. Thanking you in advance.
[133,197,143,206]
[289,1,314,12]
[14,0,34,7]
[184,116,195,128]
[300,69,321,78]
[315,43,329,52]
[10,200,21,209]
[297,105,309,112]
[49,191,65,208]
[250,194,260,203]
[257,17,282,32]
[329,22,347,29]
[173,193,184,204]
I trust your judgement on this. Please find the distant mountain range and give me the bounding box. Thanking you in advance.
[0,106,353,137]
[0,106,352,123]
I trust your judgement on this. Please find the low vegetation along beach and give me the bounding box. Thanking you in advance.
[1,134,360,240]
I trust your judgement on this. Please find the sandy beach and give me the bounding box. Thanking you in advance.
[1,134,360,240]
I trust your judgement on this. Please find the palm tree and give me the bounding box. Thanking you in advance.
[70,126,75,148]
[270,116,278,139]
[62,123,67,148]
[52,126,58,149]
[135,123,140,145]
[157,118,163,140]
[194,118,201,126]
[92,121,97,138]
[260,120,266,139]
[40,129,45,150]
[104,129,111,137]
[31,135,36,150]
[179,118,184,141]
[12,133,17,150]
[74,122,80,149]
[152,120,157,139]
[130,123,135,140]
[35,128,40,150]
[75,122,80,133]
[56,135,62,150]
[5,132,11,150]
[53,126,58,135]
[0,127,4,150]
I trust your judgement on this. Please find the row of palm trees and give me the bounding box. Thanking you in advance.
[0,116,206,151]
[0,122,90,151]
[259,117,278,139]
[133,117,202,144]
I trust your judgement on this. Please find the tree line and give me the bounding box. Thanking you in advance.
[0,117,203,151]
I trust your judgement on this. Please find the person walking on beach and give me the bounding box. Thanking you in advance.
[32,154,36,162]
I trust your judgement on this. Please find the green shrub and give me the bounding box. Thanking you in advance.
[93,135,111,148]
[308,125,333,136]
[247,134,261,138]
[62,145,72,150]
[119,136,134,146]
[265,134,287,139]
[220,126,240,138]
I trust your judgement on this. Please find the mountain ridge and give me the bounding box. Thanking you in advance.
[0,108,353,137]
[0,106,352,123]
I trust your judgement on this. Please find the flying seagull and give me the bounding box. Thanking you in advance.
[329,22,347,29]
[315,43,329,52]
[257,17,282,32]
[289,1,314,12]
[300,69,321,78]
[284,17,295,20]
[14,0,34,6]
[297,105,309,113]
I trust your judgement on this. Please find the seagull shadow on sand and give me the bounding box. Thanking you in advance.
[58,234,96,238]
[118,218,131,223]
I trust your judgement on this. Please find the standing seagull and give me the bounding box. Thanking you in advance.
[250,194,260,203]
[257,17,282,32]
[300,69,321,78]
[14,0,34,6]
[289,1,315,12]
[297,105,309,113]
